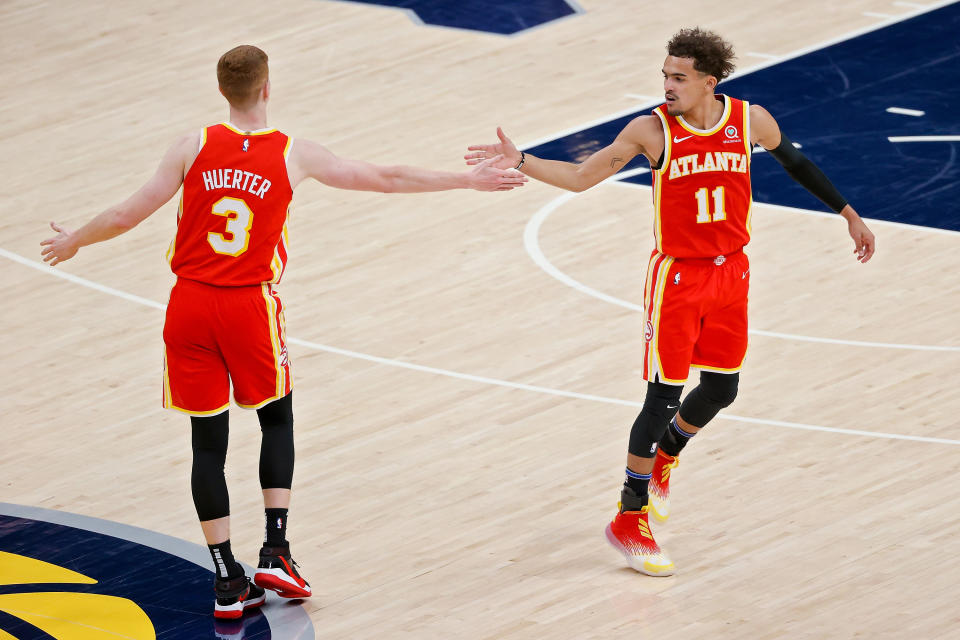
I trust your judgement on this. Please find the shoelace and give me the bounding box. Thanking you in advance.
[659,456,679,483]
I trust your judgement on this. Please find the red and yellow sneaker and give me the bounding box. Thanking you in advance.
[254,544,312,598]
[214,576,266,619]
[604,501,675,576]
[648,449,679,524]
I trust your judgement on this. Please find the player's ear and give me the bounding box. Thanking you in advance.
[262,79,270,103]
[704,74,718,92]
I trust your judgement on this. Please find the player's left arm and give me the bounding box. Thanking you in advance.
[40,133,194,266]
[750,104,875,263]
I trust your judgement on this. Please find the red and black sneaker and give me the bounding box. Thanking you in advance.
[254,544,312,598]
[214,575,266,619]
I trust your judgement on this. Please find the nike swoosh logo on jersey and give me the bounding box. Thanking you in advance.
[673,135,693,143]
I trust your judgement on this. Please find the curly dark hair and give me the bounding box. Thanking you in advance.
[666,28,736,81]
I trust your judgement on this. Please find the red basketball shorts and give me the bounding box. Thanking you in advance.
[162,278,292,415]
[642,249,749,385]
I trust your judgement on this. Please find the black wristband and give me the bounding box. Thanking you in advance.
[515,151,525,170]
[768,134,848,213]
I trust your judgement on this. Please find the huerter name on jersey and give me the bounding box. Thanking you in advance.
[667,152,748,180]
[201,168,272,199]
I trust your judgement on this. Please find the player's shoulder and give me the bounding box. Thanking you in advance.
[747,103,775,122]
[620,113,665,143]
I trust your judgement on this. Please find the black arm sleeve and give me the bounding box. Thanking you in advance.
[767,133,848,213]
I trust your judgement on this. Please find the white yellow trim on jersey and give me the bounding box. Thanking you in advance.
[221,122,278,136]
[199,127,208,152]
[742,100,754,238]
[676,94,732,137]
[236,393,288,410]
[162,347,230,416]
[268,210,291,284]
[651,109,672,254]
[690,360,746,375]
[260,284,287,398]
[645,253,677,384]
[283,136,294,160]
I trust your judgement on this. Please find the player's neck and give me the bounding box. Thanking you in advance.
[227,106,268,132]
[681,95,724,130]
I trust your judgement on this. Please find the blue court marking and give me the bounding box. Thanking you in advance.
[329,0,582,35]
[0,504,315,640]
[525,2,960,231]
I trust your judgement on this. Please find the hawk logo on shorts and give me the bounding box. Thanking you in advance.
[242,139,250,152]
[644,321,654,342]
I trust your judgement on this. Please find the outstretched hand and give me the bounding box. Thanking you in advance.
[847,216,875,263]
[40,221,79,266]
[467,154,528,191]
[465,127,523,171]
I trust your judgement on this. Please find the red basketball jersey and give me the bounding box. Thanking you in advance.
[168,123,294,286]
[650,95,753,258]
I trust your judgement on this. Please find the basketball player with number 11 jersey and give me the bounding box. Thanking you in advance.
[466,28,874,578]
[644,94,752,385]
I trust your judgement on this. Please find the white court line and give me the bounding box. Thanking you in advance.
[745,52,779,60]
[863,11,898,18]
[894,1,930,7]
[522,192,960,352]
[886,107,926,116]
[889,135,960,142]
[4,247,957,446]
[611,176,960,237]
[516,0,958,154]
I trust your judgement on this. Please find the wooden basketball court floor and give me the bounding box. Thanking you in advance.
[2,1,958,637]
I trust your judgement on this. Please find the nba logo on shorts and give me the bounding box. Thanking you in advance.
[644,321,654,342]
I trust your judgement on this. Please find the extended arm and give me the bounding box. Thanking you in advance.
[465,118,663,193]
[40,133,195,265]
[751,105,875,263]
[287,139,526,193]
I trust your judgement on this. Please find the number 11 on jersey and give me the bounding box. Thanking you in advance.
[695,186,727,223]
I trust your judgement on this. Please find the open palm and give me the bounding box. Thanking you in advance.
[465,127,522,170]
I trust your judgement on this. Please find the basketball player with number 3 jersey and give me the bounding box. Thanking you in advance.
[466,28,875,576]
[41,44,526,619]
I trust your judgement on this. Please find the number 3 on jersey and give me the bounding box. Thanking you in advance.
[694,186,727,223]
[207,196,253,256]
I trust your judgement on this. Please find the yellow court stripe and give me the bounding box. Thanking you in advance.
[0,592,155,640]
[0,552,97,587]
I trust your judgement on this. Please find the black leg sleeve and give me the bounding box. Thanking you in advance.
[257,392,295,490]
[628,382,683,458]
[191,411,230,522]
[678,371,739,428]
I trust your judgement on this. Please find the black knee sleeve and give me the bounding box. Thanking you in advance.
[628,382,683,458]
[257,392,294,490]
[191,411,230,522]
[678,372,739,428]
